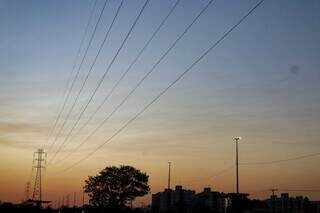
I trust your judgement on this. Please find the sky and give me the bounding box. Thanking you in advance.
[0,0,320,205]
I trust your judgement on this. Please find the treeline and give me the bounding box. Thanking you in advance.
[0,202,149,213]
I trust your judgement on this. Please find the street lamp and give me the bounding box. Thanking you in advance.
[233,136,242,194]
[168,162,171,190]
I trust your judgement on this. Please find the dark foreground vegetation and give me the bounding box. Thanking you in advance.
[1,199,318,213]
[0,202,149,213]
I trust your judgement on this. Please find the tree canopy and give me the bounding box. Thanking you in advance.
[84,165,150,209]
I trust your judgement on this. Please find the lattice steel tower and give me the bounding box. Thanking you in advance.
[25,182,30,201]
[32,149,46,202]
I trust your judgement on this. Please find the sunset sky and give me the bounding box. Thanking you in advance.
[0,0,320,205]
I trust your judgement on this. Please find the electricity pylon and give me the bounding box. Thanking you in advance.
[25,182,30,201]
[32,149,46,203]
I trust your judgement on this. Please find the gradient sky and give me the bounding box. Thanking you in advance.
[0,0,320,205]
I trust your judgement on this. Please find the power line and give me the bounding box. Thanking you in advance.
[249,189,269,196]
[61,0,265,172]
[43,0,99,151]
[277,189,320,192]
[240,152,320,165]
[47,0,109,153]
[182,165,234,183]
[56,0,215,164]
[249,189,320,196]
[55,0,214,165]
[48,0,124,163]
[49,0,150,164]
[55,0,181,164]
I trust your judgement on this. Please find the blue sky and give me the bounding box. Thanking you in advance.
[0,0,320,202]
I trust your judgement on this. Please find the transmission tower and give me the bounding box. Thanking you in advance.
[25,182,30,201]
[32,149,46,203]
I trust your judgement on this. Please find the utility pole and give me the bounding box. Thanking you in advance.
[167,162,172,213]
[269,188,278,213]
[168,162,171,190]
[32,149,46,206]
[269,188,278,196]
[233,137,242,194]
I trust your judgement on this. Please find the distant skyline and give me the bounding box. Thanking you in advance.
[0,0,320,204]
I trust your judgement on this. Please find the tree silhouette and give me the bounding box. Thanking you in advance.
[84,165,150,210]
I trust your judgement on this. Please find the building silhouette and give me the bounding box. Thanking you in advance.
[152,185,195,213]
[193,187,225,213]
[152,186,226,213]
[265,193,320,213]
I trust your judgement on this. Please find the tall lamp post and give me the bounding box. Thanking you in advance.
[233,137,242,194]
[168,162,171,190]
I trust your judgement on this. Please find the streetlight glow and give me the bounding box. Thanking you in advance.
[233,136,242,141]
